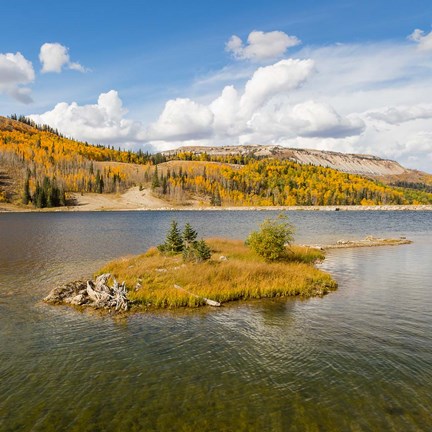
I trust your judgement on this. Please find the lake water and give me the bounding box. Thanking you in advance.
[0,211,431,431]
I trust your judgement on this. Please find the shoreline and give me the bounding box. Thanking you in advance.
[2,204,432,213]
[2,186,432,213]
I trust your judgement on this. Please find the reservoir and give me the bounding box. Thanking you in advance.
[0,211,431,431]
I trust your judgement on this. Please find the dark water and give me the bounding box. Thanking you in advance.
[0,211,431,431]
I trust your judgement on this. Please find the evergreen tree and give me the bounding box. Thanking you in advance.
[151,166,160,190]
[95,170,104,193]
[22,175,31,205]
[195,239,212,262]
[158,220,184,254]
[46,179,54,207]
[182,222,198,248]
[33,182,46,208]
[49,178,61,207]
[183,238,212,262]
[162,176,168,194]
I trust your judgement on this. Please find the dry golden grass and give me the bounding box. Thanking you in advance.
[97,238,337,309]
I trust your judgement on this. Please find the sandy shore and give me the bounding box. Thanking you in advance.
[1,186,432,212]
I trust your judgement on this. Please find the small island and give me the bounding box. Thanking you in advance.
[44,217,413,313]
[44,217,338,312]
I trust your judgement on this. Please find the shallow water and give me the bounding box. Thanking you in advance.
[0,211,431,431]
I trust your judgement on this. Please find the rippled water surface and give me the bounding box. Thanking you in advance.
[1,211,431,431]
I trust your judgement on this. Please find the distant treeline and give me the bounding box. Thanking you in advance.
[390,181,432,193]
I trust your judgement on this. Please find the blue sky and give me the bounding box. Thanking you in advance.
[1,0,432,171]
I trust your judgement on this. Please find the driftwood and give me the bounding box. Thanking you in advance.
[174,284,221,307]
[44,273,129,311]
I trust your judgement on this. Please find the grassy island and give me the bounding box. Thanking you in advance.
[97,237,337,310]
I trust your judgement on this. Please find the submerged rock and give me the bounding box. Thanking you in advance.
[44,273,129,312]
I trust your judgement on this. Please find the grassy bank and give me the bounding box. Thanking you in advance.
[97,238,337,309]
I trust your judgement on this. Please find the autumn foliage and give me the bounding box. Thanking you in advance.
[1,115,432,207]
[152,159,432,206]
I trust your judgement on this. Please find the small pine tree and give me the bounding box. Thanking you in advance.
[95,170,104,193]
[162,176,168,194]
[182,239,212,262]
[195,239,211,262]
[182,222,198,248]
[158,220,184,254]
[152,166,160,190]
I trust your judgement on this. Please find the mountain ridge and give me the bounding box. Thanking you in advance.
[162,145,414,177]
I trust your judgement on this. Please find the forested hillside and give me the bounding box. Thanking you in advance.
[1,115,432,208]
[153,159,432,206]
[0,116,157,207]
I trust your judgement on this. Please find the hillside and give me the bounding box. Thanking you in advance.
[1,115,432,209]
[152,159,432,206]
[0,116,156,208]
[163,144,428,178]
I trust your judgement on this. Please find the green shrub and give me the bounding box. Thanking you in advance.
[246,215,295,262]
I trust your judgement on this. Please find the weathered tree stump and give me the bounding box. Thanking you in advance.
[44,273,129,312]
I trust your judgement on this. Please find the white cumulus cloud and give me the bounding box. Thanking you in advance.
[39,43,86,73]
[408,28,432,51]
[29,90,144,144]
[147,58,315,143]
[249,100,365,139]
[209,85,242,135]
[226,30,300,61]
[146,98,214,141]
[0,52,34,103]
[239,59,314,116]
